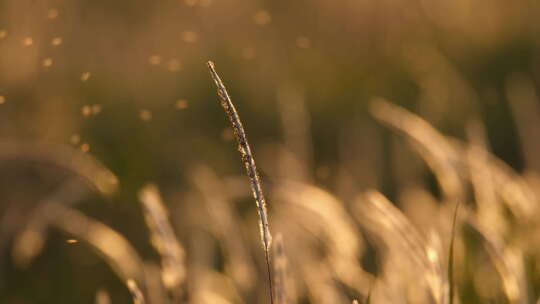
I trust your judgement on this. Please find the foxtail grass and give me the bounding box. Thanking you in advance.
[207,61,274,304]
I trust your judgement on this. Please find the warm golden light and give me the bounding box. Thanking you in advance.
[253,10,272,26]
[175,99,189,110]
[81,72,91,82]
[51,37,63,46]
[139,109,152,121]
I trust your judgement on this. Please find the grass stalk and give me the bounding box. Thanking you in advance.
[206,61,274,304]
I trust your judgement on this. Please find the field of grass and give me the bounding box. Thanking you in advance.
[1,0,540,303]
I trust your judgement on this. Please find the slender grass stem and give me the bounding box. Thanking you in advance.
[207,61,274,304]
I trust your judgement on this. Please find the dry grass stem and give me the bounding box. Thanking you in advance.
[0,141,118,196]
[50,204,146,299]
[468,220,527,303]
[369,98,464,203]
[139,184,186,301]
[274,181,371,297]
[207,61,274,303]
[356,191,447,303]
[11,179,90,267]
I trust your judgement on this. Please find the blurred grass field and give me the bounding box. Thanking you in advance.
[1,0,540,303]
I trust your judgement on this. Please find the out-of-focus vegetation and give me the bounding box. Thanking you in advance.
[1,0,540,303]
